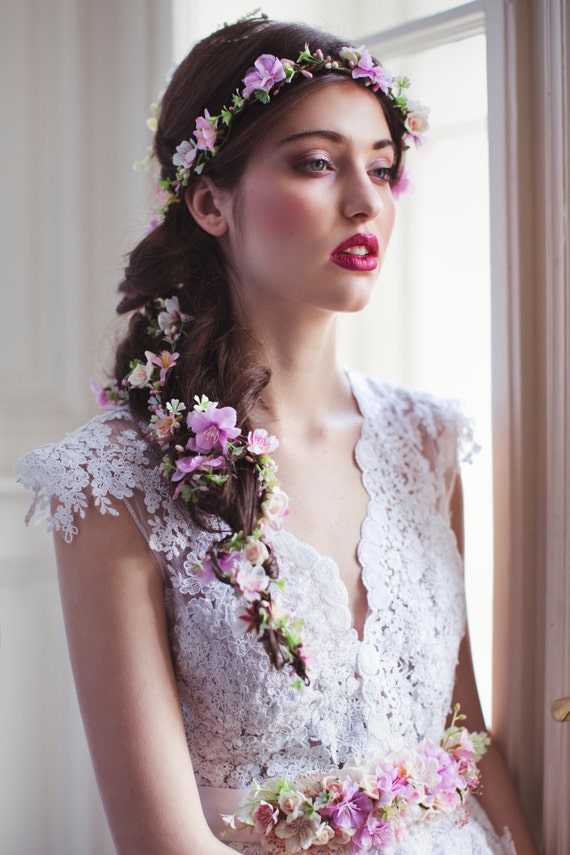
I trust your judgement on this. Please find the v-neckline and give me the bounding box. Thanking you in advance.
[273,370,373,643]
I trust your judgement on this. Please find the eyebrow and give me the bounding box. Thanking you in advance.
[277,129,396,153]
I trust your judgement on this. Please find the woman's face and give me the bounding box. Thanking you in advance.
[220,80,397,322]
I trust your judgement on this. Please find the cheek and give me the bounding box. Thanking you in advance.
[384,196,397,240]
[243,182,322,242]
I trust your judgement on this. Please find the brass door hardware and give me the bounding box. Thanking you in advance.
[551,697,570,722]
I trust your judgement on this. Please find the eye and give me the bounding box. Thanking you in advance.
[369,165,395,184]
[300,157,334,173]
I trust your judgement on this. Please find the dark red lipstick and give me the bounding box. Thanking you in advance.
[330,233,379,271]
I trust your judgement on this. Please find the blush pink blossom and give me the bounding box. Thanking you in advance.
[147,349,179,385]
[89,377,123,409]
[247,428,279,455]
[144,210,160,235]
[351,50,393,93]
[352,814,392,852]
[194,109,218,152]
[242,54,286,97]
[171,453,225,482]
[235,561,270,601]
[253,801,279,835]
[172,139,198,169]
[404,101,430,142]
[195,549,238,585]
[150,411,179,440]
[186,401,241,452]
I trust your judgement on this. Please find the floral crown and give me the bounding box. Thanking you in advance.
[141,44,429,225]
[92,296,308,686]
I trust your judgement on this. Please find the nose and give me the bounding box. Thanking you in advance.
[341,168,384,222]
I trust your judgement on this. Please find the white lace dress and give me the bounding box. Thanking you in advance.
[16,372,515,854]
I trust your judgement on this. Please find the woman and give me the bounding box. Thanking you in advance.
[16,15,536,855]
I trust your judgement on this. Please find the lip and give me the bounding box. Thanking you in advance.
[330,233,379,272]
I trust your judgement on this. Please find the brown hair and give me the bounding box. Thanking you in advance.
[113,15,406,537]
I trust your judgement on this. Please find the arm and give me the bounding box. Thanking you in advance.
[449,475,538,855]
[54,499,234,855]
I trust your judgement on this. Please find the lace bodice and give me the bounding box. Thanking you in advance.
[15,372,514,854]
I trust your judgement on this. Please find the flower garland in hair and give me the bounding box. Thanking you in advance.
[223,705,490,853]
[140,44,429,223]
[91,296,309,686]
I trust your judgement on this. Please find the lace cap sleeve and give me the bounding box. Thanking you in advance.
[14,409,158,544]
[405,388,479,500]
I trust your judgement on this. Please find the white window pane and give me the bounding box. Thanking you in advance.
[339,34,493,723]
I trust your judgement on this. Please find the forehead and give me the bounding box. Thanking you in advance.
[257,79,393,150]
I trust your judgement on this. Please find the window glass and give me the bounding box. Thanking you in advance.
[339,34,493,721]
[172,1,474,62]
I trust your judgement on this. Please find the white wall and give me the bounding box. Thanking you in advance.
[1,2,171,852]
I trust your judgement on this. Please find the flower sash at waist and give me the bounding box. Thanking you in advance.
[220,709,490,854]
[198,786,257,842]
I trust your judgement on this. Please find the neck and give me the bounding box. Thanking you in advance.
[245,311,355,438]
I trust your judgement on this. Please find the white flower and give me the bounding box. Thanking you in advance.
[312,822,335,846]
[404,101,430,136]
[358,773,379,799]
[261,489,289,530]
[274,813,329,853]
[126,359,154,387]
[339,46,362,66]
[157,296,182,331]
[243,536,269,566]
[277,790,308,819]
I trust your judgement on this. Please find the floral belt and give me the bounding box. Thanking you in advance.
[221,708,489,853]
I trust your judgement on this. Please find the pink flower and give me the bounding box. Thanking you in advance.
[144,211,160,235]
[194,109,218,152]
[172,139,198,169]
[150,411,179,441]
[186,401,241,453]
[171,454,225,482]
[420,743,460,795]
[234,561,270,601]
[195,549,237,585]
[352,814,392,851]
[242,54,286,97]
[392,168,411,199]
[319,780,372,831]
[147,349,179,385]
[351,50,393,93]
[376,763,415,804]
[247,428,279,455]
[404,101,430,142]
[253,801,279,835]
[89,377,123,409]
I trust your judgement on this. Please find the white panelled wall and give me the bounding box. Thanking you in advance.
[0,2,171,853]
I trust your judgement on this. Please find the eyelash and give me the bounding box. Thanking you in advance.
[299,158,396,184]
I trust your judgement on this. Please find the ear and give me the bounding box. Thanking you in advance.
[184,177,230,237]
